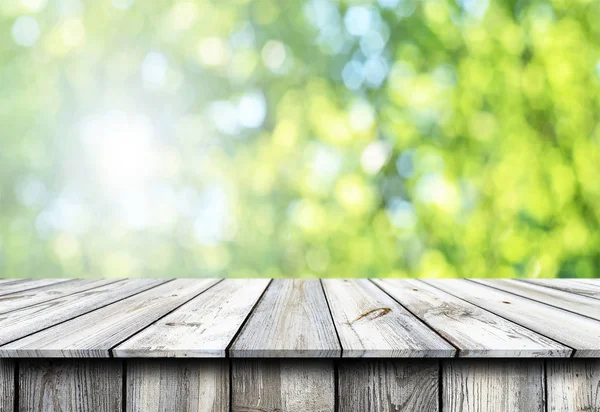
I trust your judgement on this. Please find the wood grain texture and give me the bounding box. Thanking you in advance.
[426,279,600,357]
[338,360,439,412]
[1,279,219,357]
[232,359,335,412]
[0,279,70,297]
[19,359,122,412]
[114,279,269,358]
[547,359,600,412]
[323,279,454,357]
[374,279,570,357]
[230,279,341,357]
[127,359,229,412]
[522,278,600,300]
[474,279,600,321]
[0,360,14,412]
[574,279,600,286]
[0,279,23,286]
[0,279,167,346]
[442,360,545,412]
[0,279,117,315]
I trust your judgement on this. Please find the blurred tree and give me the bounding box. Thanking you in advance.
[0,0,599,279]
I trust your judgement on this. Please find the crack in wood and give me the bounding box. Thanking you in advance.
[347,307,392,325]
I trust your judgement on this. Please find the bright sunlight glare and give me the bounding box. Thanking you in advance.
[80,111,157,190]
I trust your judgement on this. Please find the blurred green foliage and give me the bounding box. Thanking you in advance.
[1,0,600,279]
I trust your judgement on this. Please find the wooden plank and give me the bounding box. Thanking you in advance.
[323,279,454,357]
[522,278,600,300]
[0,360,14,412]
[0,279,22,285]
[0,279,118,315]
[0,278,70,297]
[19,359,122,412]
[0,280,25,291]
[338,360,439,412]
[1,279,219,357]
[573,279,600,286]
[0,279,31,288]
[425,279,600,357]
[547,359,600,412]
[373,279,570,357]
[232,359,334,412]
[127,359,229,412]
[114,279,269,358]
[442,360,545,412]
[0,279,167,346]
[474,279,600,321]
[230,279,341,357]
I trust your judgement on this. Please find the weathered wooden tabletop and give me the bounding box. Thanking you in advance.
[0,277,598,359]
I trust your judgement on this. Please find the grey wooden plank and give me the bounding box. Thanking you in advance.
[573,279,600,286]
[1,279,219,357]
[0,279,26,290]
[323,279,454,357]
[0,360,14,412]
[127,359,229,412]
[0,279,118,315]
[0,279,167,346]
[114,279,269,358]
[474,279,600,321]
[442,360,545,412]
[19,359,122,412]
[522,278,600,300]
[0,279,22,285]
[230,279,341,357]
[547,359,600,412]
[425,279,600,357]
[0,278,70,297]
[374,279,571,357]
[339,360,439,412]
[232,359,334,412]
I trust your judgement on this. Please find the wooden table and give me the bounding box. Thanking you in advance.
[0,278,599,411]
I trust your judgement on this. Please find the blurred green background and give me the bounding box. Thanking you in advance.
[1,0,600,279]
